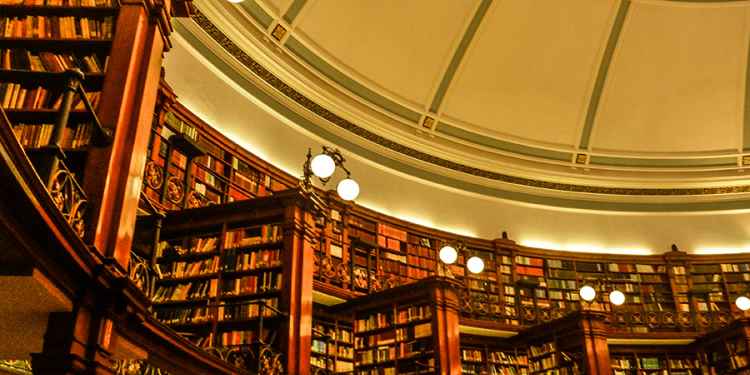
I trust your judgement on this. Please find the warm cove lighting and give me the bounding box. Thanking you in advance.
[695,247,750,255]
[439,246,458,265]
[519,240,652,255]
[466,256,485,274]
[226,0,244,3]
[736,296,750,311]
[579,285,596,302]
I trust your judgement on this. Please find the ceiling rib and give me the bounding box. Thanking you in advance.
[578,0,631,151]
[282,0,307,24]
[428,0,493,113]
[743,9,750,151]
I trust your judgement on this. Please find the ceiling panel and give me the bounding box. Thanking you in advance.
[293,0,477,107]
[260,0,293,18]
[441,0,619,147]
[591,2,749,153]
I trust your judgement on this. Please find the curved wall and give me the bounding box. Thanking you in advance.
[163,26,750,255]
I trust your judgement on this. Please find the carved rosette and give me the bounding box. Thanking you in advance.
[144,161,164,189]
[186,191,208,208]
[166,176,184,204]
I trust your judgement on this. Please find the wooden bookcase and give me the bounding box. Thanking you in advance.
[320,277,463,375]
[141,82,294,211]
[459,335,528,375]
[609,349,701,375]
[311,305,355,374]
[136,189,315,374]
[0,1,116,181]
[695,318,750,375]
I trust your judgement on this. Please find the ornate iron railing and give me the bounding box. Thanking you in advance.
[0,360,32,374]
[8,69,112,239]
[204,299,285,375]
[113,360,171,375]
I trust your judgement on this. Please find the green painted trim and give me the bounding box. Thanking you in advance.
[429,0,492,113]
[436,122,572,161]
[282,0,307,23]
[579,0,630,149]
[176,22,750,212]
[744,28,750,151]
[284,36,422,123]
[240,0,273,29]
[590,155,737,168]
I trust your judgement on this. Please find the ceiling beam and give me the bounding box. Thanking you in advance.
[428,0,493,113]
[578,0,631,150]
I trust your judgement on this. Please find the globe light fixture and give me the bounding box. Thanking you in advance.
[336,178,360,201]
[609,290,625,306]
[310,153,336,179]
[226,0,244,3]
[736,295,750,311]
[302,147,360,208]
[579,285,596,303]
[466,256,485,274]
[439,245,458,265]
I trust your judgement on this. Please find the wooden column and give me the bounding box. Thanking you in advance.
[280,194,315,375]
[84,1,172,269]
[579,310,611,375]
[431,277,463,375]
[31,306,114,375]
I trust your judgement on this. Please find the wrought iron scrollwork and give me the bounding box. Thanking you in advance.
[128,252,154,298]
[113,360,170,375]
[48,167,88,237]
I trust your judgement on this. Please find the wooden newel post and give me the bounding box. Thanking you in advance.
[430,277,463,375]
[579,310,611,375]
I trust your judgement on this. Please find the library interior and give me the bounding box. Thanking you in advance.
[3,0,750,374]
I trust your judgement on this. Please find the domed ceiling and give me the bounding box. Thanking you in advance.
[164,0,750,254]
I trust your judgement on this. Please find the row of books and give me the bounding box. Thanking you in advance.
[1,83,100,110]
[355,312,392,333]
[12,122,91,149]
[217,328,270,347]
[154,306,212,326]
[220,272,282,296]
[1,16,114,39]
[153,280,218,303]
[222,248,281,272]
[157,236,218,258]
[1,48,106,73]
[224,224,282,248]
[160,256,219,279]
[0,0,115,6]
[218,298,278,321]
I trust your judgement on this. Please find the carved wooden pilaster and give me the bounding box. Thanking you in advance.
[430,278,463,375]
[84,0,169,270]
[280,194,315,375]
[579,310,611,375]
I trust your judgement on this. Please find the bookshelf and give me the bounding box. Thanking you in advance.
[609,350,701,375]
[0,0,116,184]
[311,306,355,374]
[142,83,292,211]
[136,190,317,373]
[696,318,750,375]
[326,277,462,375]
[459,337,529,375]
